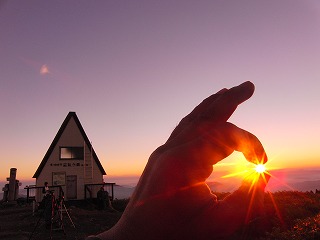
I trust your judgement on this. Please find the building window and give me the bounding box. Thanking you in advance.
[52,172,66,186]
[60,147,84,160]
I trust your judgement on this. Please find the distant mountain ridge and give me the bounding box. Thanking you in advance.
[207,168,320,193]
[1,168,320,200]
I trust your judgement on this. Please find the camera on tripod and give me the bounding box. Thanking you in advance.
[29,187,75,240]
[47,190,54,195]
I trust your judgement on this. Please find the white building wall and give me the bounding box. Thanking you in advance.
[35,117,104,201]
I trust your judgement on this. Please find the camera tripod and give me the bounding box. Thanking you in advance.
[29,192,75,240]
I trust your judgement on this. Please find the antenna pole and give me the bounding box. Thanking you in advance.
[83,141,86,182]
[91,142,93,180]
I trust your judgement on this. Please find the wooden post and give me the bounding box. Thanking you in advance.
[8,168,17,201]
[26,186,30,203]
[111,183,114,201]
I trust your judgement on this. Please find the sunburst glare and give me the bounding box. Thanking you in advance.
[215,155,288,226]
[255,164,266,174]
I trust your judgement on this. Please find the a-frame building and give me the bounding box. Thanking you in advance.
[33,112,106,201]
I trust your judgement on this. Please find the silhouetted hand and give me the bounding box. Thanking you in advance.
[89,81,269,240]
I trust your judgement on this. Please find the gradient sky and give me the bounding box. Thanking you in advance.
[1,1,320,183]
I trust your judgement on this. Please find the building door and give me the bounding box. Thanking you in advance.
[66,175,77,199]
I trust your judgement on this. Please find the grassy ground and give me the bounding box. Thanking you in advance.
[1,192,320,240]
[0,199,128,240]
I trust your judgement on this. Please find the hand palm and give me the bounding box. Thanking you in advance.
[95,82,269,240]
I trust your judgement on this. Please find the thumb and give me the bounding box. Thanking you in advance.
[224,171,270,222]
[200,172,270,239]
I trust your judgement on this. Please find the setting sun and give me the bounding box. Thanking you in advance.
[255,164,266,174]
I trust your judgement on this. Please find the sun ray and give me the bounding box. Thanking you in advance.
[217,157,283,225]
[221,170,249,178]
[266,191,285,225]
[215,154,316,230]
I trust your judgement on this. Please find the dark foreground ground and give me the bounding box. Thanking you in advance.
[1,192,320,240]
[0,199,127,240]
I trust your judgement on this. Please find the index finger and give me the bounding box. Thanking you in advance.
[201,81,255,123]
[167,88,228,142]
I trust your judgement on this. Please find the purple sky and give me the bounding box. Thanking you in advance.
[1,1,320,182]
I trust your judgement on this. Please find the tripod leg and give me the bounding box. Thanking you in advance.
[29,210,44,240]
[53,200,65,232]
[29,196,51,240]
[50,195,55,239]
[63,201,76,228]
[59,203,66,235]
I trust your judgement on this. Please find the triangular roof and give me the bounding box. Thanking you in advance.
[33,112,106,178]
